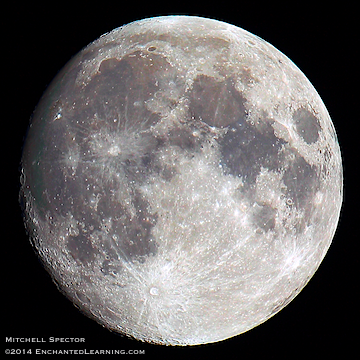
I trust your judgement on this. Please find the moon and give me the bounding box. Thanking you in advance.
[19,16,342,345]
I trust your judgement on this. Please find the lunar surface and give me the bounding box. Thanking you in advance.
[20,16,342,345]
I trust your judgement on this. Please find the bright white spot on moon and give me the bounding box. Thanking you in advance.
[108,145,121,156]
[19,16,342,346]
[150,287,159,296]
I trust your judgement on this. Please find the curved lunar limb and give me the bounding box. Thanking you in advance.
[20,16,342,345]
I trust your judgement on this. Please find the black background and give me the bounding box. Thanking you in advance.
[5,2,358,358]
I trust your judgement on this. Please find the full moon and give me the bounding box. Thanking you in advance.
[20,16,342,345]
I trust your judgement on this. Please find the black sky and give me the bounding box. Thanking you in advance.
[5,3,357,358]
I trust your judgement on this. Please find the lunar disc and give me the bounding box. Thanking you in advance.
[20,16,343,345]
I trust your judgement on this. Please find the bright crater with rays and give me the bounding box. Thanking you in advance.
[20,16,342,345]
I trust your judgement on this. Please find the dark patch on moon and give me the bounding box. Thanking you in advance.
[117,218,158,262]
[67,233,96,265]
[219,117,286,185]
[99,58,121,73]
[293,108,321,144]
[167,126,201,151]
[282,152,319,210]
[100,259,122,277]
[253,204,276,232]
[103,193,159,263]
[189,75,247,128]
[121,193,158,262]
[83,52,163,129]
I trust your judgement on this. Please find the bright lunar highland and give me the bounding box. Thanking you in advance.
[20,16,343,345]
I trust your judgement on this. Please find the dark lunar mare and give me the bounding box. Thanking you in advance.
[187,73,322,234]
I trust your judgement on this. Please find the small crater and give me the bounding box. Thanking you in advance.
[75,291,91,306]
[147,46,157,52]
[150,287,159,296]
[270,292,295,315]
[156,163,178,181]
